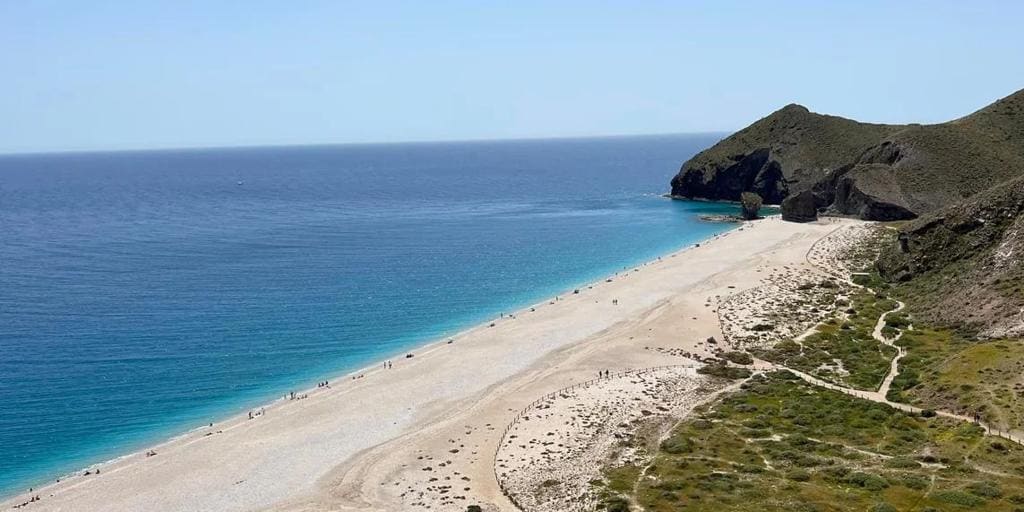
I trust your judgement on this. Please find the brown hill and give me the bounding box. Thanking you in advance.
[877,174,1024,337]
[671,88,1024,220]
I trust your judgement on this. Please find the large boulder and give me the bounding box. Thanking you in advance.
[781,190,818,223]
[828,164,917,220]
[740,192,763,220]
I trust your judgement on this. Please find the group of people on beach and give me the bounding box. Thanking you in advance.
[317,380,330,388]
[382,360,392,369]
[247,408,265,420]
[597,369,611,379]
[12,494,41,508]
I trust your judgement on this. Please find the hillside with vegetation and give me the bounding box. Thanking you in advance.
[610,87,1024,512]
[600,372,1024,512]
[670,88,1024,221]
[877,174,1024,338]
[593,218,1024,511]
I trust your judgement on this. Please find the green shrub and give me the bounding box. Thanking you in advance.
[932,490,987,506]
[652,479,686,491]
[787,433,813,446]
[821,466,851,482]
[660,435,693,455]
[845,472,889,491]
[968,480,1003,498]
[787,468,811,482]
[722,351,754,365]
[602,496,631,512]
[697,364,752,379]
[734,403,758,413]
[900,475,929,490]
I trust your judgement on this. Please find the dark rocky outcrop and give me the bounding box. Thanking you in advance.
[671,147,788,204]
[780,190,818,223]
[740,192,763,220]
[671,89,1024,221]
[829,164,916,220]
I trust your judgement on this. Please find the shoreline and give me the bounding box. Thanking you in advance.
[1,216,743,505]
[2,216,856,512]
[663,193,783,208]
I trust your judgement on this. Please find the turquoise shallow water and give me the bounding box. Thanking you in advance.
[0,134,737,497]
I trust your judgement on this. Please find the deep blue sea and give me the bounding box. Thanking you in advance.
[0,134,736,497]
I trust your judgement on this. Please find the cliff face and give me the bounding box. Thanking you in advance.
[670,104,898,206]
[671,89,1024,221]
[877,175,1024,337]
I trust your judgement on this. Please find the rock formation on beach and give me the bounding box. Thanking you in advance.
[780,190,817,223]
[671,88,1024,221]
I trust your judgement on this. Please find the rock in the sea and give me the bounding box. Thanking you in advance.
[740,192,763,220]
[698,214,742,223]
[781,190,818,223]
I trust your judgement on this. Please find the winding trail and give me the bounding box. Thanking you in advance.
[491,221,1024,512]
[750,225,1024,446]
[872,300,906,400]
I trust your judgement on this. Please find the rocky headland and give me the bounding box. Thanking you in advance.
[671,88,1024,222]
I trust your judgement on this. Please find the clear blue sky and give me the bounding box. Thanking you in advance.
[2,1,1023,153]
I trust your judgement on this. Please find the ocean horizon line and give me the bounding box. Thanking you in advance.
[0,131,731,159]
[0,134,734,499]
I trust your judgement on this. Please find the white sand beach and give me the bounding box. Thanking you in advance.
[3,216,862,512]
